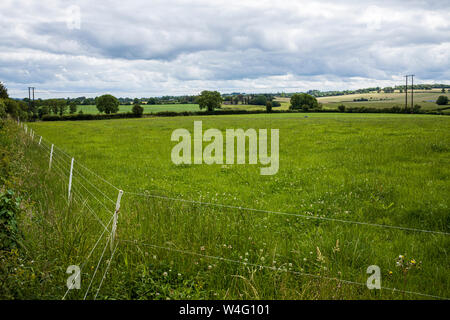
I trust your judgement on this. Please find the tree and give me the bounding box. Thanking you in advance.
[57,100,67,116]
[69,101,77,114]
[436,95,448,105]
[0,82,8,99]
[132,103,144,117]
[250,95,267,106]
[290,93,319,110]
[147,98,157,105]
[196,90,222,111]
[0,99,6,119]
[266,101,272,113]
[96,94,119,114]
[271,101,281,108]
[338,104,346,112]
[442,88,446,93]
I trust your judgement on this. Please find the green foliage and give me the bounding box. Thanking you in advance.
[196,91,222,111]
[338,104,346,112]
[38,105,50,118]
[0,99,6,119]
[436,96,448,105]
[132,103,144,117]
[250,95,268,106]
[0,82,8,99]
[290,93,318,110]
[0,190,21,250]
[271,101,281,108]
[265,101,272,113]
[96,94,120,114]
[69,101,77,114]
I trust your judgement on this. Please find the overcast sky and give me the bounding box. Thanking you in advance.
[1,0,449,98]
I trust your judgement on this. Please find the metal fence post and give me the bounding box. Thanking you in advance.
[68,158,74,201]
[49,144,54,170]
[110,190,124,252]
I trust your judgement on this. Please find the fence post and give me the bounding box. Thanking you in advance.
[39,136,42,145]
[49,144,54,170]
[68,158,74,201]
[110,190,124,252]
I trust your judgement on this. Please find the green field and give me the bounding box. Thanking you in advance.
[275,90,450,111]
[69,90,450,116]
[3,113,449,299]
[74,104,201,114]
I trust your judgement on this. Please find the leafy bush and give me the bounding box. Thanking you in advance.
[338,104,346,112]
[0,190,21,250]
[436,96,448,105]
[266,101,272,113]
[132,104,144,117]
[290,93,319,110]
[0,100,6,119]
[271,101,281,107]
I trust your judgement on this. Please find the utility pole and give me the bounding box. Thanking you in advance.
[404,76,408,110]
[410,75,414,110]
[28,87,35,113]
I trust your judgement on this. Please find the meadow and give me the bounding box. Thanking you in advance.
[71,90,450,115]
[3,113,449,300]
[275,90,450,111]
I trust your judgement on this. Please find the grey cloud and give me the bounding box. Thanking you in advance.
[0,0,449,97]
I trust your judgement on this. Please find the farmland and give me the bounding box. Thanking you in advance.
[69,90,450,115]
[2,113,447,300]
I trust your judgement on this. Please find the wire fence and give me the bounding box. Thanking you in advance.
[18,121,450,300]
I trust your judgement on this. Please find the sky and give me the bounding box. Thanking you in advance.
[1,0,449,98]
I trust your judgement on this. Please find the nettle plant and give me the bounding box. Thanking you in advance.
[0,190,22,250]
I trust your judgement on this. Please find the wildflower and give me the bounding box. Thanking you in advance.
[178,273,181,277]
[388,271,393,275]
[410,259,416,265]
[261,257,265,261]
[200,246,205,251]
[163,272,168,277]
[153,255,157,260]
[208,265,212,270]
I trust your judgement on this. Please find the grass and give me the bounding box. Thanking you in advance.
[74,104,201,114]
[2,113,449,299]
[275,90,450,111]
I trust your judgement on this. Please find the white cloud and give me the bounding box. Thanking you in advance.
[0,0,449,97]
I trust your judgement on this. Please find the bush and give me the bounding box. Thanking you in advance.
[436,96,448,105]
[250,95,268,106]
[0,190,21,250]
[0,100,6,119]
[290,93,318,110]
[132,104,144,117]
[272,101,281,108]
[338,104,346,112]
[266,101,272,113]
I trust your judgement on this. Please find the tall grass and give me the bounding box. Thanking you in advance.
[3,113,450,299]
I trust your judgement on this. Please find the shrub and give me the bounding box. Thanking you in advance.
[266,101,272,113]
[0,190,21,250]
[0,100,6,119]
[132,104,144,117]
[290,93,318,110]
[436,96,448,105]
[338,104,346,112]
[271,101,281,108]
